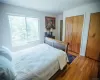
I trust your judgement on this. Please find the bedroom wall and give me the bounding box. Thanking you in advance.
[63,1,100,56]
[0,3,57,51]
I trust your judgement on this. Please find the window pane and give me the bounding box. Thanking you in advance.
[26,18,39,42]
[9,16,27,47]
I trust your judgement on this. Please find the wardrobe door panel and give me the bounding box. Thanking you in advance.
[86,13,100,61]
[76,16,84,53]
[65,17,73,51]
[72,15,84,54]
[72,16,78,53]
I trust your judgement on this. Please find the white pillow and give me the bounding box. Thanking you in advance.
[0,46,12,61]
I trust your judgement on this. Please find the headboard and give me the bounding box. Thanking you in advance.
[44,37,69,53]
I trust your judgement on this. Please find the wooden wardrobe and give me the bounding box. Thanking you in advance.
[86,12,100,61]
[65,15,84,55]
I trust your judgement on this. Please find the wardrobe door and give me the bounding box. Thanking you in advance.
[71,16,78,53]
[76,16,84,53]
[65,15,84,54]
[86,12,100,61]
[65,17,73,51]
[72,15,84,54]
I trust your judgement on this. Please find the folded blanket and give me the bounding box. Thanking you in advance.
[57,50,68,70]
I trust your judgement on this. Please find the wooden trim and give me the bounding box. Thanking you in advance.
[68,50,79,57]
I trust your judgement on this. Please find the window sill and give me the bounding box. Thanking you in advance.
[12,40,41,52]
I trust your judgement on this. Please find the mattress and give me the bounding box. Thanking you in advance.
[13,44,68,80]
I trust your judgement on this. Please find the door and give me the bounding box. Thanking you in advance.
[60,20,63,41]
[65,15,84,54]
[65,17,73,51]
[72,16,84,54]
[86,12,100,61]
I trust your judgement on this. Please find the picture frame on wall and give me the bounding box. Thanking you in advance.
[45,17,56,31]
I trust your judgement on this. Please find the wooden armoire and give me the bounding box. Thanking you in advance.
[86,12,100,61]
[65,15,84,55]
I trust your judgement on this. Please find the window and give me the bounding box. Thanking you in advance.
[8,15,39,47]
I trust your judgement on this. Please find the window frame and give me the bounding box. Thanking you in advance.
[8,14,40,47]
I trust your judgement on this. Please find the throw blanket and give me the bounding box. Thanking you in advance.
[45,45,68,70]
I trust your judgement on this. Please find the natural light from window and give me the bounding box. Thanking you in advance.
[8,15,39,47]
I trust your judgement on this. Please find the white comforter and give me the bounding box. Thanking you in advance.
[13,44,68,80]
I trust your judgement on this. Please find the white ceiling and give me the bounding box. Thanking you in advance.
[0,0,99,14]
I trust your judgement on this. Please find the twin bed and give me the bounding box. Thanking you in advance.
[13,38,69,80]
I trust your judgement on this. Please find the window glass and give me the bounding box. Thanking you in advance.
[8,15,39,47]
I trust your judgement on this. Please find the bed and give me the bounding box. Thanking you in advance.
[13,38,69,80]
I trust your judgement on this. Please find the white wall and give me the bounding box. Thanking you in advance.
[56,14,63,40]
[0,3,57,51]
[63,2,100,56]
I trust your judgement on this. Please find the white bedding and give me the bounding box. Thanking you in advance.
[13,44,68,80]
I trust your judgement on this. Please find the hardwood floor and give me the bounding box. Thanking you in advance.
[55,56,99,80]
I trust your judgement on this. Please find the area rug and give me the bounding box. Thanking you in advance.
[67,54,76,64]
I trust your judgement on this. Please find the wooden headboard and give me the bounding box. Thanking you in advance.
[44,37,69,53]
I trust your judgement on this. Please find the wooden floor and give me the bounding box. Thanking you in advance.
[55,56,99,80]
